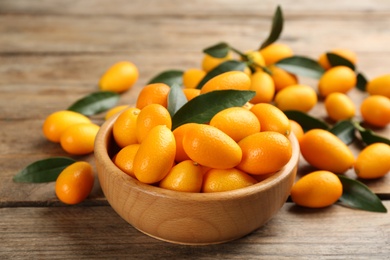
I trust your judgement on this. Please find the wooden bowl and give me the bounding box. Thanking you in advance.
[94,113,300,245]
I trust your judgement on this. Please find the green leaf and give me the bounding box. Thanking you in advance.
[275,56,325,79]
[356,72,368,91]
[337,175,387,213]
[327,53,355,70]
[203,42,230,58]
[284,110,329,132]
[195,60,246,90]
[67,91,120,116]
[148,70,184,87]
[171,90,255,130]
[259,5,283,50]
[167,83,188,117]
[329,120,356,145]
[13,157,76,183]
[354,122,390,145]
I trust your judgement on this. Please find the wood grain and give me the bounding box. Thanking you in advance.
[1,203,389,259]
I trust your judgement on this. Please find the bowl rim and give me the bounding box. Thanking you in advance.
[95,111,300,202]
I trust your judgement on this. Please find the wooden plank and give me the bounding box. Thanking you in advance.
[1,203,389,259]
[1,0,390,16]
[1,7,390,54]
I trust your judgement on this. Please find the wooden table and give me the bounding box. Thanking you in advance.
[1,0,389,259]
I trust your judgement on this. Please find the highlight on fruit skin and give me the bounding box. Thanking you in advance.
[360,95,390,128]
[55,161,95,205]
[42,110,92,143]
[366,74,390,98]
[299,129,355,174]
[318,66,357,97]
[354,143,390,179]
[290,170,343,208]
[99,61,139,93]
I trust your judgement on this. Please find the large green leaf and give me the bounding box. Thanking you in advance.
[195,60,246,89]
[354,122,390,145]
[259,5,283,50]
[167,83,188,117]
[147,70,184,87]
[356,72,368,91]
[337,175,387,213]
[327,53,355,70]
[67,91,119,116]
[203,42,230,58]
[284,110,329,132]
[329,120,356,145]
[13,157,76,183]
[275,56,325,79]
[171,90,255,130]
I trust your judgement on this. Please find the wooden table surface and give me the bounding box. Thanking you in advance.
[1,0,389,259]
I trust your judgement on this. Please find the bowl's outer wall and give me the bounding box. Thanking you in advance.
[95,114,299,245]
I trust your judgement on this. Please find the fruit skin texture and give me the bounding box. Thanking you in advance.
[42,110,92,143]
[60,123,100,155]
[367,74,390,98]
[113,144,141,178]
[360,95,390,127]
[299,129,355,174]
[182,88,200,101]
[354,143,390,179]
[136,83,171,109]
[105,105,129,120]
[250,103,291,136]
[202,168,258,193]
[324,92,356,121]
[183,68,206,89]
[202,53,232,72]
[182,124,242,169]
[318,48,357,70]
[135,103,172,143]
[112,107,140,148]
[209,107,260,142]
[289,120,304,143]
[200,71,251,94]
[274,84,318,112]
[249,70,275,104]
[133,125,176,184]
[159,160,204,192]
[244,50,266,71]
[259,43,293,66]
[99,61,139,93]
[268,65,298,92]
[290,170,343,208]
[55,161,94,205]
[237,131,292,175]
[172,123,198,162]
[318,66,356,97]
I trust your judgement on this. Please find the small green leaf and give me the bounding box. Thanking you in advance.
[171,90,255,130]
[259,5,283,50]
[195,60,246,89]
[68,91,120,116]
[326,53,355,70]
[203,42,230,58]
[167,83,187,117]
[329,120,356,145]
[356,72,368,91]
[13,157,76,183]
[284,110,329,132]
[275,56,325,79]
[148,70,184,87]
[337,175,387,213]
[354,122,390,145]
